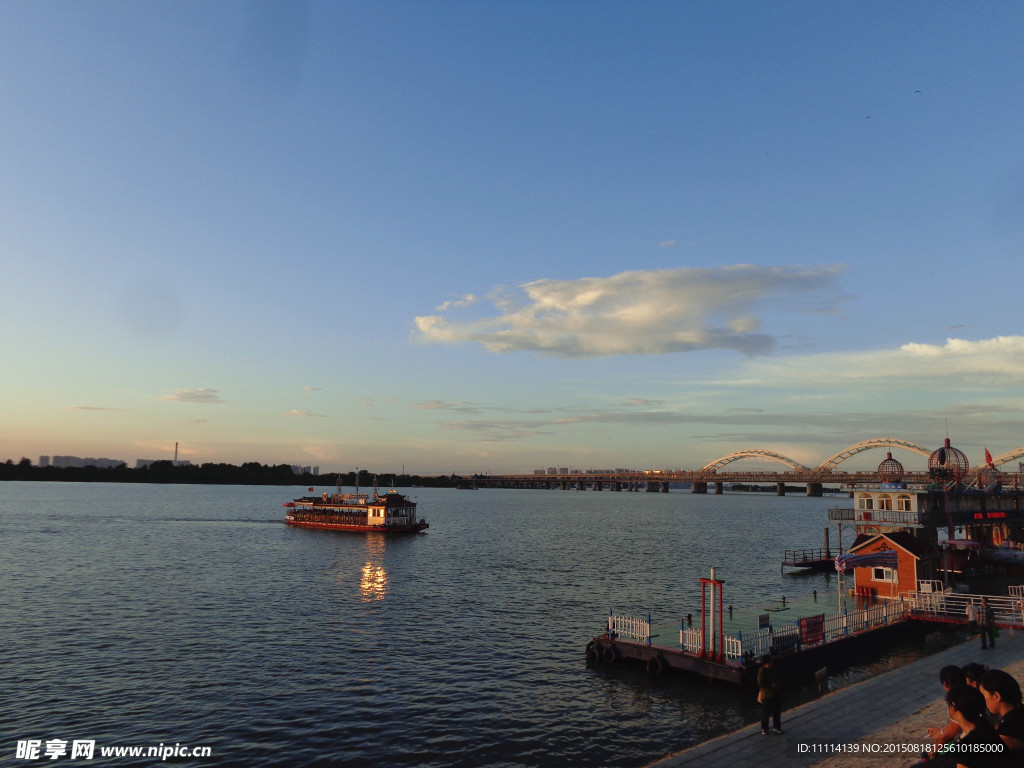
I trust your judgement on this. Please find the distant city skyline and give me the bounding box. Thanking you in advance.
[2,3,1023,475]
[31,454,325,474]
[14,436,1021,479]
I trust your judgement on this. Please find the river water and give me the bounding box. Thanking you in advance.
[2,483,917,767]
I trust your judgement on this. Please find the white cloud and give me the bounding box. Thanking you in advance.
[436,294,477,312]
[414,400,480,412]
[616,398,665,408]
[283,409,328,418]
[414,335,1024,452]
[159,388,225,404]
[414,265,844,358]
[741,335,1024,390]
[301,444,341,461]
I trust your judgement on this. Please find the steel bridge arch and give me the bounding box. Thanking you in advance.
[701,449,809,473]
[989,447,1024,469]
[815,439,931,473]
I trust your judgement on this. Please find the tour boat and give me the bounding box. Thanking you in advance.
[284,487,428,533]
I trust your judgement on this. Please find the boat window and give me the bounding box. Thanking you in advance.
[879,495,893,511]
[897,495,912,511]
[858,495,874,510]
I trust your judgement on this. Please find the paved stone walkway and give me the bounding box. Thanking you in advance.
[646,631,1024,768]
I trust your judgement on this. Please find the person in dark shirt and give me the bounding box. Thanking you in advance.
[757,655,782,735]
[935,685,1010,768]
[979,669,1024,755]
[977,598,996,650]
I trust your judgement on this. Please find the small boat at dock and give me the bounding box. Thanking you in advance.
[284,486,428,533]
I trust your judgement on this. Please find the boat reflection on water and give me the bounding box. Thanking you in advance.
[359,535,388,601]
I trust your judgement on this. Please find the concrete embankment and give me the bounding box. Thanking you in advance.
[647,632,1024,768]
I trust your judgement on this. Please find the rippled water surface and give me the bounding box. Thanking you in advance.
[3,483,861,766]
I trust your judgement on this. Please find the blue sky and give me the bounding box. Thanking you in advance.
[2,1,1023,475]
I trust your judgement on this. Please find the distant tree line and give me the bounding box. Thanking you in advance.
[0,458,460,487]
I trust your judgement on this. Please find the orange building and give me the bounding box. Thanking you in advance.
[844,531,939,599]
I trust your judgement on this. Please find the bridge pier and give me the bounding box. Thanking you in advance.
[776,482,786,496]
[593,482,602,491]
[691,482,707,494]
[806,482,823,497]
[714,482,723,494]
[611,481,621,491]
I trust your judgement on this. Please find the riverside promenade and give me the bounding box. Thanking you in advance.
[647,632,1024,768]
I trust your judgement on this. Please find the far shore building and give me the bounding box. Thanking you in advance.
[49,455,126,469]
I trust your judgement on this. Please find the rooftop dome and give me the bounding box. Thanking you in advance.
[877,451,905,483]
[928,438,969,483]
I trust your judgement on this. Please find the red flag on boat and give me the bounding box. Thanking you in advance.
[308,487,314,492]
[985,448,994,466]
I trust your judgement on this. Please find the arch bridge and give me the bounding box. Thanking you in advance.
[478,438,1024,495]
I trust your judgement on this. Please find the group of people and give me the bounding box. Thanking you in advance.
[920,662,1024,767]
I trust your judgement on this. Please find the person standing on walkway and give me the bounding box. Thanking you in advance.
[758,655,783,735]
[978,597,996,650]
[979,669,1024,756]
[966,600,979,635]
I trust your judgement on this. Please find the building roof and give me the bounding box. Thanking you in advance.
[848,530,937,560]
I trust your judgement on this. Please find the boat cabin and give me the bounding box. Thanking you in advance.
[366,491,417,527]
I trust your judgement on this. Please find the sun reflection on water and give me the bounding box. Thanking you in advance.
[359,536,388,601]
[360,562,388,601]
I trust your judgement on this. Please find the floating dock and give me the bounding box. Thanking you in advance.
[587,569,1024,686]
[781,547,843,572]
[781,527,843,572]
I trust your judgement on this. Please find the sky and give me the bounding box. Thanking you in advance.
[2,1,1023,476]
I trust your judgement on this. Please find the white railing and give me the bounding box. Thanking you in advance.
[724,624,801,661]
[823,611,849,641]
[608,596,917,668]
[681,626,703,654]
[823,600,906,639]
[726,602,905,661]
[723,633,742,659]
[853,510,925,525]
[904,590,1024,628]
[608,614,651,644]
